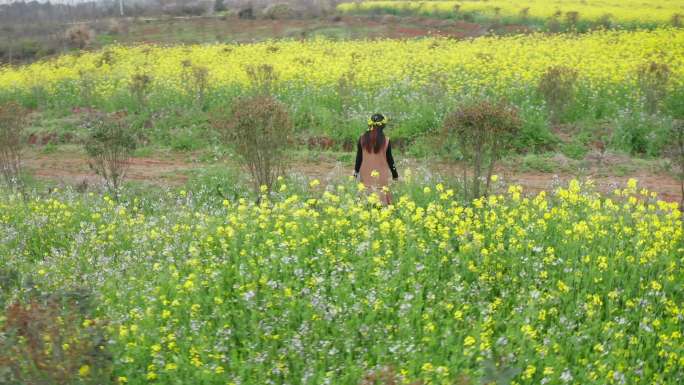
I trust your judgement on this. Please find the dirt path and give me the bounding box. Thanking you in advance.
[24,151,195,187]
[22,151,683,203]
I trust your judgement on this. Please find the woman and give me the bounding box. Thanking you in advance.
[354,113,399,205]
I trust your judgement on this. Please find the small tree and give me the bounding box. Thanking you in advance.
[65,24,94,50]
[519,7,530,21]
[129,73,152,109]
[565,11,580,28]
[538,65,578,125]
[0,102,29,189]
[443,99,522,201]
[181,60,210,109]
[637,61,670,115]
[245,63,278,95]
[211,95,292,196]
[78,69,97,106]
[83,111,136,197]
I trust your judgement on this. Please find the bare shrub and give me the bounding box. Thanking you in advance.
[0,296,112,385]
[421,71,449,104]
[78,69,97,106]
[519,7,530,21]
[538,66,578,125]
[107,18,129,35]
[129,73,152,108]
[83,111,137,197]
[211,95,292,195]
[546,16,562,33]
[565,11,580,27]
[245,63,279,95]
[181,60,210,108]
[443,99,522,200]
[64,24,94,50]
[597,13,613,29]
[96,49,117,67]
[0,102,29,189]
[337,53,361,114]
[637,61,670,115]
[338,70,356,113]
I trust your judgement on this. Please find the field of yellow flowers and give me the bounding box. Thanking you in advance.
[338,0,684,28]
[0,177,682,384]
[1,28,683,142]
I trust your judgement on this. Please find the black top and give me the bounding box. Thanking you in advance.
[354,139,399,180]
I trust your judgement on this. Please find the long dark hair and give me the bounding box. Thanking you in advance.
[361,113,386,154]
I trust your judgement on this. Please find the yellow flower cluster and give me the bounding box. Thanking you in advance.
[339,0,684,26]
[0,29,682,98]
[1,178,682,384]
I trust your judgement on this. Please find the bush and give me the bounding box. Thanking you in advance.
[0,102,29,189]
[245,63,278,95]
[0,296,112,385]
[546,16,562,33]
[521,153,556,173]
[443,99,522,200]
[64,24,94,50]
[83,111,137,197]
[538,66,578,125]
[561,140,589,160]
[211,95,293,195]
[637,61,670,115]
[611,109,670,156]
[129,73,152,109]
[565,11,580,27]
[181,61,210,108]
[597,13,614,29]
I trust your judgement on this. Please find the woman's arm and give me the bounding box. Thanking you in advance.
[386,140,399,180]
[354,139,363,177]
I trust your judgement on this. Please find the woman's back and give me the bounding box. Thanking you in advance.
[358,136,390,188]
[354,113,399,205]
